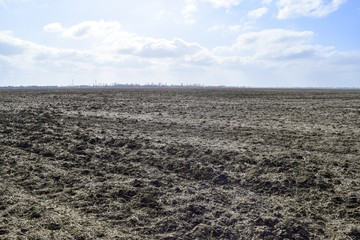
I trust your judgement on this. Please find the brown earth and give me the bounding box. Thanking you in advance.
[0,88,359,240]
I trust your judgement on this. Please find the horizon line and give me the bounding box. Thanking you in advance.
[1,83,360,91]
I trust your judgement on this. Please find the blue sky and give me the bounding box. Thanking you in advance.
[0,0,359,87]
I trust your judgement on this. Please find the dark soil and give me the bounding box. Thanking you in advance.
[0,88,359,239]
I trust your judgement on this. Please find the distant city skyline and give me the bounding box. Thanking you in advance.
[1,0,359,88]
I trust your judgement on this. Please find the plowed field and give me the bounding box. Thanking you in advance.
[0,88,359,239]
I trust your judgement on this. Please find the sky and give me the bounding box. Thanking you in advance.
[0,0,359,88]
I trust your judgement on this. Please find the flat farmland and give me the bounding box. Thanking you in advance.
[0,88,359,239]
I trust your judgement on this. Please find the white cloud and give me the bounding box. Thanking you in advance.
[136,38,204,58]
[0,31,93,68]
[207,23,253,33]
[182,2,198,24]
[0,21,215,86]
[44,20,209,61]
[43,23,63,33]
[248,7,268,19]
[0,30,165,86]
[0,31,26,55]
[203,0,242,8]
[210,28,360,87]
[1,24,216,86]
[181,0,345,19]
[2,19,360,88]
[276,0,347,19]
[327,51,360,66]
[44,20,122,39]
[214,29,334,61]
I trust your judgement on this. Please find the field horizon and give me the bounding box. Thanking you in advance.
[2,84,360,90]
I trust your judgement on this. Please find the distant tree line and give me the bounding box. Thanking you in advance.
[0,83,244,89]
